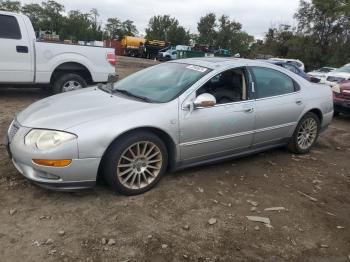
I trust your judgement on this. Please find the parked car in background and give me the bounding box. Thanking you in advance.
[0,11,116,94]
[157,49,177,61]
[325,64,350,87]
[332,80,350,115]
[139,40,170,59]
[266,60,311,81]
[308,67,337,83]
[6,58,333,195]
[269,58,305,71]
[157,45,192,61]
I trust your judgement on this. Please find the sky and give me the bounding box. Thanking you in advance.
[22,0,301,38]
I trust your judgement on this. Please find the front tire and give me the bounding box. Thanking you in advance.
[288,112,320,154]
[102,132,168,196]
[52,73,87,94]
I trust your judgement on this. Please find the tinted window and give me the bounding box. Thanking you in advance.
[286,61,302,68]
[283,64,299,74]
[0,15,21,39]
[319,68,330,73]
[251,67,296,98]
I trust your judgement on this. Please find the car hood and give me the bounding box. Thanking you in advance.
[17,87,152,130]
[308,71,324,77]
[327,72,350,79]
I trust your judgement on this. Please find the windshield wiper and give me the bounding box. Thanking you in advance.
[113,89,154,103]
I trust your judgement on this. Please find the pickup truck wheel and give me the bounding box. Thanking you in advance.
[102,131,168,196]
[53,73,87,94]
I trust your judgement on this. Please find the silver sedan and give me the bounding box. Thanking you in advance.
[6,58,334,195]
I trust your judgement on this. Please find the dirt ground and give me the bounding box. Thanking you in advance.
[0,56,350,262]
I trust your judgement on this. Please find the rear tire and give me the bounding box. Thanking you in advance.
[52,73,87,94]
[288,112,320,154]
[102,131,168,196]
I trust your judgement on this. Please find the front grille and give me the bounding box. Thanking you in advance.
[334,91,350,99]
[327,76,345,83]
[8,120,20,142]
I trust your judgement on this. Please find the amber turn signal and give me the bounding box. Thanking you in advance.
[32,159,72,167]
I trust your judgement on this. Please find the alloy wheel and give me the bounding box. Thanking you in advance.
[117,141,163,189]
[297,118,318,150]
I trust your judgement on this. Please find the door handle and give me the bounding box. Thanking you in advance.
[295,99,303,105]
[16,45,29,53]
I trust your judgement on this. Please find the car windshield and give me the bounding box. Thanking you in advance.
[335,64,350,73]
[113,63,210,103]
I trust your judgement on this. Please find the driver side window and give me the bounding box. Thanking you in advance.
[196,68,248,105]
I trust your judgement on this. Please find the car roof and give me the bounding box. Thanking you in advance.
[269,57,302,62]
[171,57,233,69]
[167,57,309,81]
[171,57,269,70]
[266,60,286,65]
[170,57,304,72]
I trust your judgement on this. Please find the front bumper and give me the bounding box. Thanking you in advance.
[5,124,100,191]
[325,81,338,87]
[334,98,350,113]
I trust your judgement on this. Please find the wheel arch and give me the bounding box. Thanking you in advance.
[307,108,323,124]
[97,126,177,181]
[50,62,93,85]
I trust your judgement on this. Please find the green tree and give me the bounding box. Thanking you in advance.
[21,3,44,31]
[59,10,103,42]
[197,13,217,46]
[295,0,350,67]
[105,18,122,39]
[231,31,254,57]
[41,0,64,33]
[196,13,254,56]
[121,20,138,37]
[145,15,189,44]
[0,0,21,12]
[216,15,242,49]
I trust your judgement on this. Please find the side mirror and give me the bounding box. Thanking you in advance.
[193,93,216,108]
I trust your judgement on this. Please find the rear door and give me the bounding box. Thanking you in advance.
[249,66,305,146]
[0,14,34,82]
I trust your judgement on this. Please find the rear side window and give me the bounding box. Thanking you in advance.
[251,67,296,99]
[288,61,302,68]
[0,15,21,39]
[283,64,299,74]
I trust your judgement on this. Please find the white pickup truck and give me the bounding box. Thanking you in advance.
[0,11,116,93]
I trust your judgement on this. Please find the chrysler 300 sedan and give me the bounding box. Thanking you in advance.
[6,58,334,195]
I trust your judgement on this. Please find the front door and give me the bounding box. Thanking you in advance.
[179,67,255,161]
[0,14,34,83]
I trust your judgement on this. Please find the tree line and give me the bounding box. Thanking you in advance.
[1,0,349,70]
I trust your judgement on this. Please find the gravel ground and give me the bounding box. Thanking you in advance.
[0,56,349,262]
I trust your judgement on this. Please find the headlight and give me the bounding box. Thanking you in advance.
[24,129,77,151]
